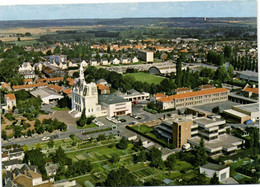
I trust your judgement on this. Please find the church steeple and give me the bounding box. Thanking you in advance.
[79,62,84,81]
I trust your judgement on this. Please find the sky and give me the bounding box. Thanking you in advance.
[0,0,257,21]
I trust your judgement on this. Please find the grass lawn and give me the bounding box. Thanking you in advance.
[51,107,70,111]
[123,72,165,84]
[131,125,153,134]
[77,123,98,129]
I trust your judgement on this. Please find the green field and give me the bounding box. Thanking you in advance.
[123,72,165,84]
[51,107,70,111]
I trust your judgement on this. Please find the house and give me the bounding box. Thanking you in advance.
[200,163,230,182]
[4,94,16,111]
[111,58,120,65]
[96,84,110,94]
[96,79,109,87]
[1,82,12,91]
[68,61,78,68]
[121,57,129,64]
[90,59,98,66]
[49,55,67,64]
[119,89,150,104]
[174,87,192,94]
[42,65,65,78]
[81,60,88,67]
[101,58,109,65]
[3,163,52,187]
[131,56,139,63]
[19,62,33,72]
[12,83,48,91]
[48,84,63,92]
[63,88,72,97]
[33,62,43,71]
[242,84,258,98]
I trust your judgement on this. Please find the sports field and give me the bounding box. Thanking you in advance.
[123,72,165,84]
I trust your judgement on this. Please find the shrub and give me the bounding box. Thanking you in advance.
[4,113,15,121]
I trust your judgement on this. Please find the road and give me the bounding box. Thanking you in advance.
[2,104,175,147]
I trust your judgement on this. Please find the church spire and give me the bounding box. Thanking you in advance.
[79,62,84,80]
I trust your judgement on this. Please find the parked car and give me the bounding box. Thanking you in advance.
[119,119,126,122]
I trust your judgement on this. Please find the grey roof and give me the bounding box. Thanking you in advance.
[233,103,259,113]
[237,70,258,78]
[2,159,23,166]
[31,87,63,99]
[99,94,130,105]
[201,163,228,171]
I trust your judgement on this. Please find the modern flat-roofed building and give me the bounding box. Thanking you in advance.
[200,163,230,182]
[188,117,244,157]
[156,88,230,110]
[137,50,154,62]
[236,70,258,82]
[154,114,193,148]
[30,87,64,104]
[98,94,132,117]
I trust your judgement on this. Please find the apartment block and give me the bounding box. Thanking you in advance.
[156,88,230,110]
[154,115,193,148]
[137,50,154,62]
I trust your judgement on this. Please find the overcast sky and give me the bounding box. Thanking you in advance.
[0,0,257,21]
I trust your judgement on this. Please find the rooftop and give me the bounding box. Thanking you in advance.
[233,103,259,113]
[201,163,228,171]
[243,85,259,95]
[223,109,249,118]
[237,70,258,78]
[31,87,63,99]
[5,93,16,100]
[194,117,225,125]
[99,94,130,105]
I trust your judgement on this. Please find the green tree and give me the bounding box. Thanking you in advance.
[165,154,176,170]
[148,147,164,169]
[223,45,232,59]
[54,46,61,54]
[36,142,42,150]
[117,137,128,149]
[47,139,54,148]
[1,130,7,140]
[194,139,208,167]
[23,144,29,152]
[110,153,120,163]
[210,172,220,184]
[104,167,138,186]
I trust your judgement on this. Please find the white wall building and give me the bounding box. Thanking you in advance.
[19,62,33,72]
[200,163,230,181]
[30,88,64,104]
[3,94,16,111]
[137,50,154,62]
[69,63,107,118]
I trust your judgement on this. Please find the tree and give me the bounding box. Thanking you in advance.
[36,142,42,150]
[54,46,61,54]
[210,172,220,184]
[110,153,120,163]
[1,130,7,140]
[165,154,176,170]
[175,57,183,87]
[148,147,164,169]
[117,137,128,149]
[194,139,208,167]
[145,178,162,186]
[76,109,87,127]
[47,139,54,148]
[135,150,147,163]
[223,45,232,59]
[104,167,138,186]
[22,144,29,152]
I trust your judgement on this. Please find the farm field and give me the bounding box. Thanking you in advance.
[123,72,165,84]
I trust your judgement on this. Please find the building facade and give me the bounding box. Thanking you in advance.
[69,63,107,118]
[137,50,154,62]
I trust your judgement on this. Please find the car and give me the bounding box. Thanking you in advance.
[129,121,139,125]
[42,136,50,141]
[119,119,126,122]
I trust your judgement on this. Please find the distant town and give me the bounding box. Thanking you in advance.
[0,16,259,187]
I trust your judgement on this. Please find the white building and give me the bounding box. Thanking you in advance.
[111,58,120,65]
[90,59,98,66]
[30,88,64,104]
[68,61,79,68]
[69,63,107,118]
[19,62,33,72]
[3,94,16,111]
[131,56,139,63]
[121,57,130,64]
[200,163,230,181]
[101,58,109,65]
[81,60,88,67]
[137,50,154,62]
[99,94,132,117]
[33,62,43,71]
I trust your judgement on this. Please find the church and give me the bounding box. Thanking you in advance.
[69,63,107,118]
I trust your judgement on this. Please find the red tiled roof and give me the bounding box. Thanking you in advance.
[179,49,188,53]
[200,84,215,90]
[12,83,48,90]
[243,85,259,95]
[37,77,63,83]
[63,88,72,95]
[96,83,109,90]
[49,84,63,92]
[5,93,16,100]
[175,87,191,92]
[24,79,33,83]
[154,93,166,98]
[157,88,229,102]
[1,82,11,89]
[67,77,75,86]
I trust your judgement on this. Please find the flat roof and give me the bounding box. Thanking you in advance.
[201,163,228,171]
[223,109,249,118]
[229,94,258,103]
[195,117,224,125]
[31,87,62,99]
[237,70,258,78]
[99,94,130,104]
[233,103,259,113]
[189,134,244,152]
